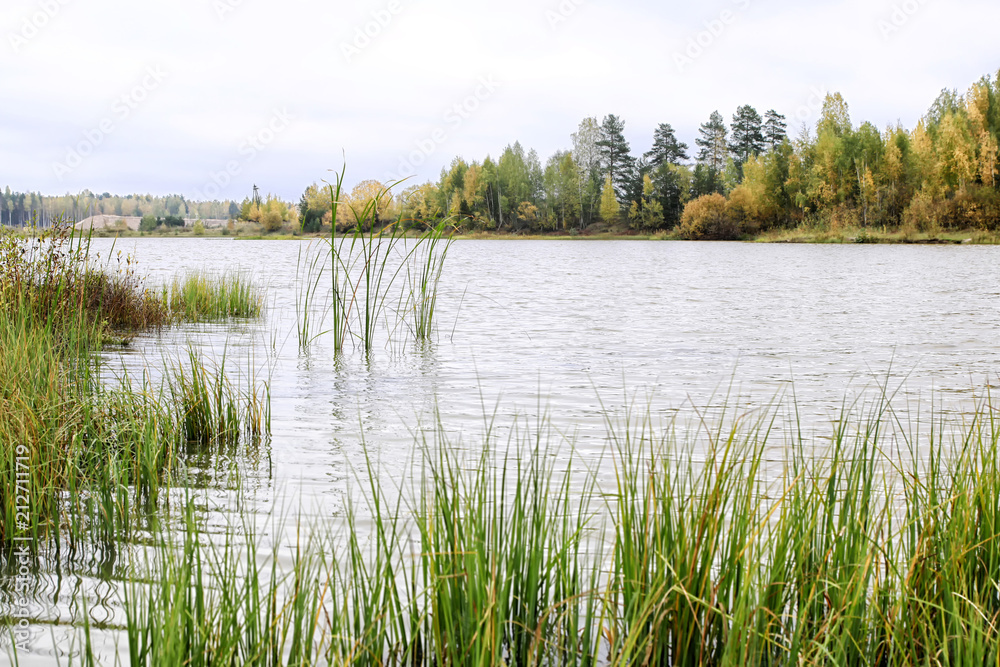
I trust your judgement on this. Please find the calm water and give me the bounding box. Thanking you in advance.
[6,238,1000,663]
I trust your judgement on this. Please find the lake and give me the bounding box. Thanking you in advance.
[6,238,1000,663]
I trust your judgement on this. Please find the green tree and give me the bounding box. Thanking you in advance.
[818,92,852,138]
[764,110,788,151]
[440,158,468,209]
[479,156,501,228]
[628,174,665,230]
[498,143,532,228]
[695,111,728,194]
[802,93,855,210]
[652,162,693,227]
[461,162,487,227]
[526,149,544,205]
[924,88,963,137]
[729,105,766,177]
[879,124,916,224]
[543,150,581,230]
[644,123,689,168]
[572,117,603,228]
[597,114,637,204]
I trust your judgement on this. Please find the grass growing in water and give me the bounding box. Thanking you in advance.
[407,221,453,342]
[52,388,1000,665]
[165,270,263,321]
[168,347,271,450]
[0,223,269,549]
[321,166,456,353]
[295,243,328,350]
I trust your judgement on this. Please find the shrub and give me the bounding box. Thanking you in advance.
[725,186,762,237]
[159,215,185,228]
[902,191,945,234]
[678,194,741,240]
[262,210,283,233]
[139,215,158,232]
[949,185,1000,230]
[193,220,206,236]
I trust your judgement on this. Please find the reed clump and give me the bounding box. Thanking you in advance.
[168,348,271,451]
[165,270,263,322]
[407,220,453,342]
[0,224,170,334]
[58,390,1000,665]
[305,166,455,353]
[0,224,269,548]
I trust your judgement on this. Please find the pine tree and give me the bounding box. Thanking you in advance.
[729,105,766,177]
[763,110,788,151]
[695,111,728,193]
[596,114,637,203]
[644,123,689,168]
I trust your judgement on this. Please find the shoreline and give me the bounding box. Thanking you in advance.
[65,226,1000,245]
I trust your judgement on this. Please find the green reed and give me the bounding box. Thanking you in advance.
[295,242,327,351]
[167,347,270,450]
[322,167,455,354]
[0,222,269,551]
[165,270,263,322]
[407,221,453,342]
[53,386,1000,666]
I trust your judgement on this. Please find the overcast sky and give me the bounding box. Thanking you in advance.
[1,0,998,202]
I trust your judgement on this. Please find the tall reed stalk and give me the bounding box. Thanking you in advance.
[295,243,327,350]
[0,222,269,550]
[407,221,453,342]
[54,388,1000,665]
[322,166,455,353]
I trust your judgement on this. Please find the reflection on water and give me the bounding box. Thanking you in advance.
[4,239,1000,662]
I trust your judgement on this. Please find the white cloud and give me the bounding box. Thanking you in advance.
[1,0,998,199]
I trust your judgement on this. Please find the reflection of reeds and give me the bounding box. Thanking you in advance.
[61,389,1000,664]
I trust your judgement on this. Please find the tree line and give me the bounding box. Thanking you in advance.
[8,70,998,239]
[0,189,243,228]
[299,70,1000,238]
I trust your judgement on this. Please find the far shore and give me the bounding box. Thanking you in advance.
[60,224,1000,245]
